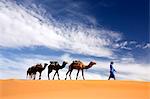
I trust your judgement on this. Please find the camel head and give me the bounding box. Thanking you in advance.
[50,61,54,65]
[62,61,68,65]
[59,61,68,69]
[90,61,96,65]
[44,63,48,66]
[43,63,48,68]
[84,61,96,69]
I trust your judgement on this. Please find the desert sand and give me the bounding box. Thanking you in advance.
[0,80,150,99]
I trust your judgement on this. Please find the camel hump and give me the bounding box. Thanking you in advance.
[73,60,79,63]
[36,64,42,67]
[50,61,59,65]
[72,60,83,64]
[36,63,41,65]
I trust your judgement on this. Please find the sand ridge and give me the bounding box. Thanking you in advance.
[0,80,150,99]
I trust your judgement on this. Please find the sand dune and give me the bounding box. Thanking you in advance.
[0,80,150,99]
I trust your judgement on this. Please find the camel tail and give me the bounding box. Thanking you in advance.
[26,68,30,79]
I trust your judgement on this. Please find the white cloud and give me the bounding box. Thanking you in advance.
[135,44,142,48]
[143,43,150,49]
[112,41,132,50]
[60,53,74,62]
[113,40,150,51]
[0,53,149,81]
[120,57,135,63]
[0,0,122,58]
[129,41,137,45]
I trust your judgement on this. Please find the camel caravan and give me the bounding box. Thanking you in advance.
[26,60,96,80]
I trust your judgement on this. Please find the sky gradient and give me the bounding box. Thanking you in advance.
[0,0,149,81]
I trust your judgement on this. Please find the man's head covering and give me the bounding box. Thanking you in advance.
[110,61,114,64]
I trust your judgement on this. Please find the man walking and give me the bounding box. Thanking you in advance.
[108,62,117,80]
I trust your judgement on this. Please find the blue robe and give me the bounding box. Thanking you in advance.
[109,64,116,78]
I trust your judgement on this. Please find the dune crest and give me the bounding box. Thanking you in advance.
[0,80,149,99]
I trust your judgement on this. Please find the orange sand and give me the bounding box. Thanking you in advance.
[0,80,150,99]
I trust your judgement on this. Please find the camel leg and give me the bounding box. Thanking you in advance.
[82,69,85,80]
[48,72,50,80]
[39,72,41,80]
[33,73,36,80]
[30,74,32,79]
[65,70,70,80]
[52,71,57,80]
[48,69,52,80]
[69,69,73,80]
[26,72,31,79]
[56,71,60,80]
[48,73,50,80]
[76,69,80,80]
[33,75,35,80]
[30,73,34,79]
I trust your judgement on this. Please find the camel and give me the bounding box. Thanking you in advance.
[48,61,68,80]
[27,63,48,80]
[65,60,96,80]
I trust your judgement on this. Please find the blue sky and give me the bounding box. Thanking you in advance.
[33,0,149,42]
[0,0,149,80]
